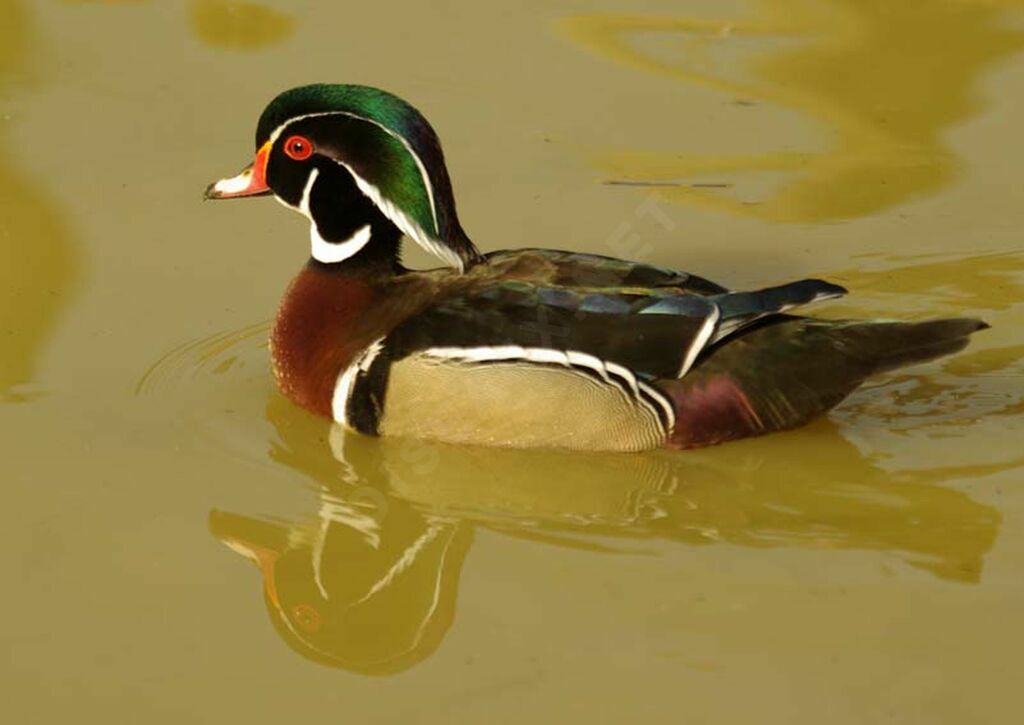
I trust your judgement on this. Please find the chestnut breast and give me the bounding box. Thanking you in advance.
[270,264,441,417]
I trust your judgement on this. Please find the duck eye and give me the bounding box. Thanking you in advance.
[291,603,321,632]
[283,135,313,161]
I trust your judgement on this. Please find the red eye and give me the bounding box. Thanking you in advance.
[283,135,313,161]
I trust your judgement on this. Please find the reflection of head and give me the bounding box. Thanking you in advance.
[211,499,472,675]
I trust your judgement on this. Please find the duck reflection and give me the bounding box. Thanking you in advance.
[212,392,1001,674]
[562,0,1024,222]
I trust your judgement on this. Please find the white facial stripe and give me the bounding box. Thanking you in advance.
[268,111,464,271]
[334,159,464,271]
[677,305,721,378]
[213,169,254,194]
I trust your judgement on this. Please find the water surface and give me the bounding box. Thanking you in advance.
[3,1,1023,722]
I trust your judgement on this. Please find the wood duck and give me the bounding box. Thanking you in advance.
[204,84,988,452]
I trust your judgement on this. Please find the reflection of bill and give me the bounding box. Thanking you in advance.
[562,1,1024,222]
[211,503,472,676]
[210,393,1002,674]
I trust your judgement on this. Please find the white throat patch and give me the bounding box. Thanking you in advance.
[312,224,372,264]
[298,168,374,264]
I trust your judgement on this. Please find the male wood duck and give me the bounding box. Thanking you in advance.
[204,84,987,452]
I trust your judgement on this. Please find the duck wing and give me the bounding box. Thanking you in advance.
[335,275,846,450]
[484,248,728,295]
[384,275,846,379]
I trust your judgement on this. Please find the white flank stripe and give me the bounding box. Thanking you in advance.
[421,345,675,434]
[425,345,523,363]
[565,351,611,382]
[638,380,677,431]
[332,338,385,427]
[604,361,673,428]
[678,305,721,378]
[525,348,569,366]
[604,361,640,397]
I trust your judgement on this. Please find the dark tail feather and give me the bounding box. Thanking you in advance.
[660,317,988,449]
[863,318,989,374]
[710,279,848,343]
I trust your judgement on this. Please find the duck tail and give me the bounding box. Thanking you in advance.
[856,317,989,373]
[659,317,988,449]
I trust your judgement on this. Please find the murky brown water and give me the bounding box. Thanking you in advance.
[3,1,1023,722]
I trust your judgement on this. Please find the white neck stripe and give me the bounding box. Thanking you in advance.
[419,345,676,432]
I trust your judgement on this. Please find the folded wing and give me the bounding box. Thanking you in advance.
[335,273,847,450]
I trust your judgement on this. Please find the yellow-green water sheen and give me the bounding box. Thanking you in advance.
[3,0,1023,722]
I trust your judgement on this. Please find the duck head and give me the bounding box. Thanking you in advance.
[210,503,472,675]
[205,84,482,270]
